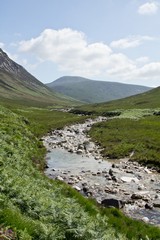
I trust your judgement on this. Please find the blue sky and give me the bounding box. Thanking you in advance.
[1,0,160,87]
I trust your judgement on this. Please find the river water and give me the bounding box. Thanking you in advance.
[43,117,160,227]
[46,148,111,175]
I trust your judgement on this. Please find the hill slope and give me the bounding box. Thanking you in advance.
[0,49,79,107]
[46,76,152,103]
[74,86,160,114]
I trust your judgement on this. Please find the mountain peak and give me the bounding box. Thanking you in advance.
[0,48,7,56]
[0,49,80,106]
[0,48,45,87]
[0,48,20,76]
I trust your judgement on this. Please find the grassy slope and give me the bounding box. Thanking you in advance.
[0,70,82,108]
[1,104,160,240]
[71,87,160,169]
[89,116,160,169]
[75,87,160,113]
[47,76,151,103]
[0,105,121,240]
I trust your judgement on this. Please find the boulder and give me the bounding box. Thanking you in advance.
[101,198,124,209]
[56,176,64,181]
[76,149,83,154]
[144,168,152,174]
[105,187,119,194]
[131,191,150,200]
[141,217,149,223]
[77,144,84,150]
[121,176,139,183]
[145,203,153,209]
[138,184,145,190]
[92,172,97,176]
[153,200,160,208]
[105,174,112,180]
[131,193,143,200]
[112,176,118,182]
[109,169,114,176]
[83,186,89,193]
[86,191,93,197]
[73,185,81,191]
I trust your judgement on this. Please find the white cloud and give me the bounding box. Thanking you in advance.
[134,62,160,79]
[18,28,160,84]
[19,28,112,62]
[110,36,154,49]
[138,2,159,15]
[18,28,115,77]
[135,57,150,64]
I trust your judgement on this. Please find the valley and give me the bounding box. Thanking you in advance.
[0,48,160,239]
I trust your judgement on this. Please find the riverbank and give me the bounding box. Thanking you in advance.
[1,104,160,239]
[43,117,160,226]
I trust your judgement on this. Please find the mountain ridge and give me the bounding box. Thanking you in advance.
[0,49,80,106]
[47,76,152,103]
[0,48,45,88]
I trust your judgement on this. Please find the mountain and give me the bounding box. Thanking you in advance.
[46,76,152,104]
[0,49,79,106]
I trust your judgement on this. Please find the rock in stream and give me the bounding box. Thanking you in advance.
[43,117,160,227]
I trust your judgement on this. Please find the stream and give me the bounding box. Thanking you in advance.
[43,117,160,227]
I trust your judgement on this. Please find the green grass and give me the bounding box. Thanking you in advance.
[89,115,160,169]
[73,86,160,114]
[71,86,160,170]
[0,69,82,108]
[1,104,160,239]
[15,108,87,138]
[0,105,115,239]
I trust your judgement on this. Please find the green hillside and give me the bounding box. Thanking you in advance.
[46,76,151,103]
[0,49,81,107]
[0,70,70,106]
[74,86,160,114]
[72,86,160,170]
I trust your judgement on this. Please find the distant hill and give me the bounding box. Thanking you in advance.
[46,76,152,103]
[74,86,160,114]
[98,86,160,110]
[0,49,79,107]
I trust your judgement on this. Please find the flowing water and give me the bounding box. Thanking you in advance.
[46,148,111,175]
[43,117,160,226]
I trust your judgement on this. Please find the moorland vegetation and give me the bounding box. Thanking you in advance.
[1,49,160,239]
[1,99,160,239]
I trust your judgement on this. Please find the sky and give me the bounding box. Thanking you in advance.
[1,0,160,87]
